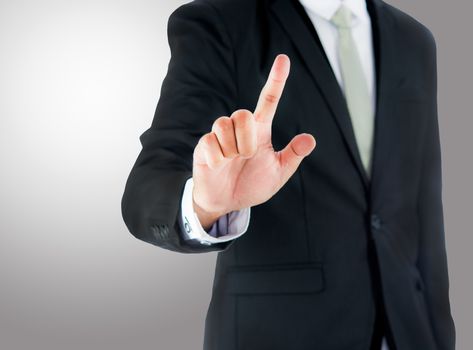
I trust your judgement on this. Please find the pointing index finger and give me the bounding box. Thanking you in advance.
[254,54,291,124]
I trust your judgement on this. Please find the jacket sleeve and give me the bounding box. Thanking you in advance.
[416,31,456,349]
[121,0,237,253]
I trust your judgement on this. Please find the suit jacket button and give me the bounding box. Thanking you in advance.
[371,214,382,230]
[415,279,423,291]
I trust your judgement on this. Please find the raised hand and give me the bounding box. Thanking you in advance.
[192,54,316,229]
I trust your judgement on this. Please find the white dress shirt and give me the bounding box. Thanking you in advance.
[178,2,388,347]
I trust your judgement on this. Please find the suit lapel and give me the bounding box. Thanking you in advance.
[271,0,370,190]
[271,0,405,198]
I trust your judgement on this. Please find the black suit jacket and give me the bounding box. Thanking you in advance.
[121,0,455,349]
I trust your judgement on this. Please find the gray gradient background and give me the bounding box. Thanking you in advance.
[0,0,471,349]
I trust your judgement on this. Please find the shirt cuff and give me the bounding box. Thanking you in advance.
[178,177,251,245]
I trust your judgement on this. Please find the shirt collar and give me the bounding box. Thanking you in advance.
[298,0,369,23]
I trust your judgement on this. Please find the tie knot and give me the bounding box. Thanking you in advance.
[331,5,353,29]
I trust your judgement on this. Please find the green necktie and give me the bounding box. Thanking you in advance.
[331,5,374,178]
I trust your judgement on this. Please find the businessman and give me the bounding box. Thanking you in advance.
[122,0,455,349]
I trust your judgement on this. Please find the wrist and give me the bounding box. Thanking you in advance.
[192,197,226,231]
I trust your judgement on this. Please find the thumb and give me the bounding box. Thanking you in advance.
[278,133,316,182]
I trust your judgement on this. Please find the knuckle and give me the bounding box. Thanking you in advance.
[264,93,279,104]
[232,109,254,126]
[213,116,231,132]
[202,133,215,147]
[201,132,211,143]
[199,134,208,146]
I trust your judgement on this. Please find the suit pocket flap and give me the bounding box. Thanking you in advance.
[223,263,324,295]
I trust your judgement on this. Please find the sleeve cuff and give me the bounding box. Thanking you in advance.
[178,177,251,245]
